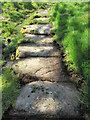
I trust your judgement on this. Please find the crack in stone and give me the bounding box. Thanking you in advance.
[34,62,60,75]
[40,68,59,76]
[34,68,43,74]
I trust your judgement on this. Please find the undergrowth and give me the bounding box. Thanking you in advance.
[51,2,89,110]
[0,68,20,114]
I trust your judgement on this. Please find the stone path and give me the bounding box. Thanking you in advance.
[4,8,81,119]
[24,24,52,35]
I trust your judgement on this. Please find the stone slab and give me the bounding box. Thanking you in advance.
[12,57,69,83]
[36,9,49,17]
[24,24,52,35]
[24,34,53,44]
[11,81,80,118]
[16,43,60,58]
[34,17,49,21]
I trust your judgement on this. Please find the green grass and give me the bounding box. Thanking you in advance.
[0,60,6,67]
[30,18,50,24]
[3,33,24,59]
[1,2,35,38]
[0,68,20,114]
[51,2,89,109]
[2,21,17,38]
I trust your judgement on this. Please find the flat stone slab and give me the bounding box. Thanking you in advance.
[36,9,49,17]
[16,43,60,58]
[11,81,80,118]
[12,57,69,83]
[24,34,53,44]
[24,24,52,35]
[34,17,49,21]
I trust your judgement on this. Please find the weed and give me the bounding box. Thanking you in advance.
[0,68,20,114]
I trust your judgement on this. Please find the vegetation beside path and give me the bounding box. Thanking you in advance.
[51,2,89,112]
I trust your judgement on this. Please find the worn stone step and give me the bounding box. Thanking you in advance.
[34,17,49,21]
[24,34,53,44]
[23,24,52,35]
[12,57,69,83]
[8,81,80,118]
[16,43,60,58]
[36,9,49,17]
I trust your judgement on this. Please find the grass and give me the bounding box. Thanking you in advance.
[3,33,24,59]
[1,2,36,39]
[0,68,20,114]
[30,18,50,24]
[51,2,89,109]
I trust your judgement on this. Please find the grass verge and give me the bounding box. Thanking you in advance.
[50,2,89,111]
[0,68,20,114]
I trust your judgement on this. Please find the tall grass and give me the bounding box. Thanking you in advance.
[0,68,20,114]
[51,3,89,108]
